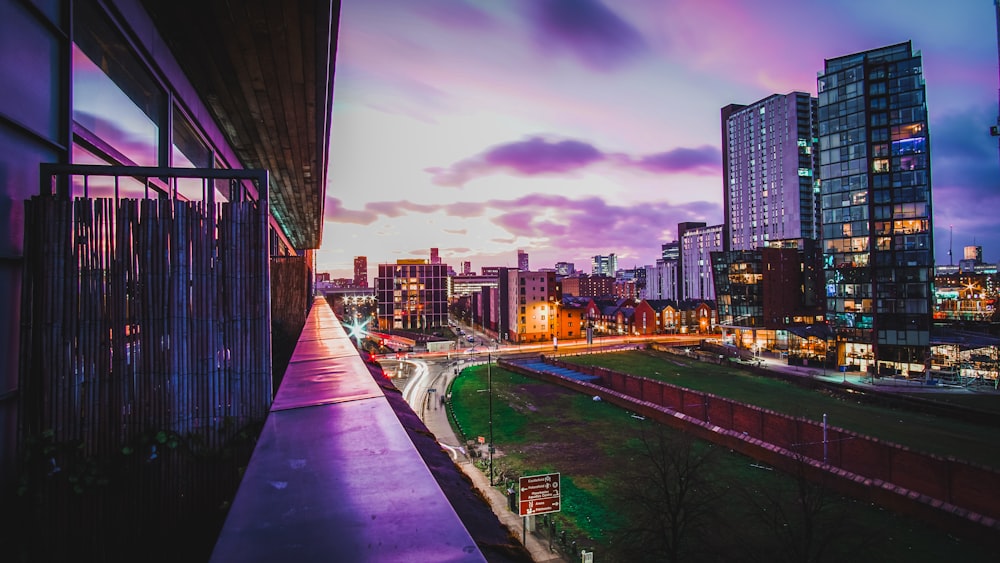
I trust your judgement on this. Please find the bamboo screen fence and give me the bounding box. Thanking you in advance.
[21,195,273,456]
[17,166,274,558]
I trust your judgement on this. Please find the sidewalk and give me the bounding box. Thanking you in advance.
[455,457,565,563]
[420,379,565,563]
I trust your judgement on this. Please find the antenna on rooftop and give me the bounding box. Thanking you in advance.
[948,225,953,266]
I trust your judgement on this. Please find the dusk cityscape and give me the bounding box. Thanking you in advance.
[1,1,999,562]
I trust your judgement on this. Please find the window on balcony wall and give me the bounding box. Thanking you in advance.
[72,2,164,178]
[172,110,229,202]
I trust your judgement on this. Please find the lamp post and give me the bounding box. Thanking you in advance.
[488,350,494,486]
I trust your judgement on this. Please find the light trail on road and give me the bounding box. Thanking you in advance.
[400,359,429,406]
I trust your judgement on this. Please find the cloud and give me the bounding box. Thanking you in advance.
[521,0,647,71]
[635,146,721,174]
[324,197,378,224]
[367,200,441,217]
[485,194,721,262]
[323,190,723,271]
[485,137,605,173]
[428,136,720,186]
[428,136,605,186]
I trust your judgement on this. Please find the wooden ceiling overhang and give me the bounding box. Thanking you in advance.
[143,0,339,250]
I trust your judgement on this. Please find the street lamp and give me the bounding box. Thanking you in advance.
[488,350,494,486]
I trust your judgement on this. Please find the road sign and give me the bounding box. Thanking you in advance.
[518,472,561,516]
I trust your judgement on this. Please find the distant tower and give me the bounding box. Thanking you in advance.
[517,249,529,271]
[353,256,368,288]
[462,261,472,275]
[430,247,441,264]
[591,254,618,277]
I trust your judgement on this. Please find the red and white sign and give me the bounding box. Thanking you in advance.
[518,472,561,516]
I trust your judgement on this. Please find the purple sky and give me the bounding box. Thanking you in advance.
[320,0,1000,278]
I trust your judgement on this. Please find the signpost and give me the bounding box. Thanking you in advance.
[518,472,561,517]
[518,472,561,547]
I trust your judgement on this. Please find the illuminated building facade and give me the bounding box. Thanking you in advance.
[591,254,617,276]
[818,41,934,373]
[681,224,723,300]
[505,270,560,343]
[376,260,450,330]
[353,256,368,287]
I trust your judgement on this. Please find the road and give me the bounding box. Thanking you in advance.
[389,348,566,562]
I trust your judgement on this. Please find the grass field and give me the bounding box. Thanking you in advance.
[449,361,997,562]
[560,350,1000,469]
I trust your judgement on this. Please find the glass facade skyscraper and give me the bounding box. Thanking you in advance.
[817,41,933,372]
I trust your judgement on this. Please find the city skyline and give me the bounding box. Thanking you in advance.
[319,0,1000,279]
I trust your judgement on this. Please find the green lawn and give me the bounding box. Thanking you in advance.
[448,363,998,562]
[562,350,1000,468]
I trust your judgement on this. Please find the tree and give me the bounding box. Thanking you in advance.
[608,425,727,563]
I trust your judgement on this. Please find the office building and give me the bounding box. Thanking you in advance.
[430,247,441,264]
[517,249,529,270]
[591,254,618,277]
[376,260,450,330]
[818,41,934,373]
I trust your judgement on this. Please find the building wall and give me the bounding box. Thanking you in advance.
[0,0,282,502]
[591,254,617,276]
[818,42,934,367]
[579,274,614,297]
[376,261,450,330]
[353,256,368,287]
[724,92,819,251]
[682,224,724,301]
[509,270,559,343]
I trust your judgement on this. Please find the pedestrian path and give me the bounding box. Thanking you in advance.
[455,459,566,563]
[420,374,565,562]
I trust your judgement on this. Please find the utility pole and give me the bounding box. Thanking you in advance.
[488,350,494,486]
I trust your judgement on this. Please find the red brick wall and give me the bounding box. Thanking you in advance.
[528,357,1000,539]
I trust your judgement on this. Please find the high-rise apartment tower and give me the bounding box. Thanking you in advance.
[722,93,819,251]
[817,41,934,372]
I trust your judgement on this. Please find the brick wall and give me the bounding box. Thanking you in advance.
[515,357,1000,541]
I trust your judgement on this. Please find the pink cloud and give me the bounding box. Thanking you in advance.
[324,197,378,224]
[635,146,720,174]
[429,136,720,186]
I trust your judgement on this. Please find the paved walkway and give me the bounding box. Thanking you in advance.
[420,375,565,563]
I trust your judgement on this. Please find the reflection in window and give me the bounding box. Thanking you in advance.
[172,110,226,202]
[72,3,164,167]
[70,144,149,199]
